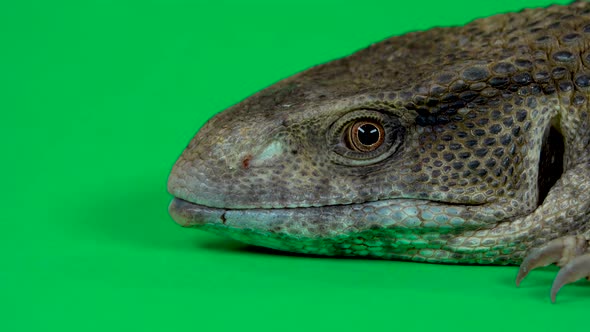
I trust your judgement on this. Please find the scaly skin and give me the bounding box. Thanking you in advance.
[168,1,590,279]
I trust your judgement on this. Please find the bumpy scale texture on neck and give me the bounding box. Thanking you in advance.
[168,2,590,266]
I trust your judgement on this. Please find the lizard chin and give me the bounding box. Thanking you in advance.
[168,197,519,264]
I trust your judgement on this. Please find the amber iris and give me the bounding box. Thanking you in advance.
[347,120,385,152]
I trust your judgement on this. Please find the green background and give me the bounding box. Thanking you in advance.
[2,0,587,331]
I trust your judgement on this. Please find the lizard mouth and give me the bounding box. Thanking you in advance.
[169,197,227,227]
[168,196,514,263]
[169,196,500,236]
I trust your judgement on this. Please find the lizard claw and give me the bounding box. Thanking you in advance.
[516,235,588,302]
[551,254,590,303]
[516,236,587,287]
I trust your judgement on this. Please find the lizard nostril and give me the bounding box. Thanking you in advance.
[242,155,252,169]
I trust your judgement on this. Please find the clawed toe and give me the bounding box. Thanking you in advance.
[516,236,587,286]
[516,235,588,302]
[551,254,590,303]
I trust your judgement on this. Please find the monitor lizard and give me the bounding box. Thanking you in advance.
[167,1,590,302]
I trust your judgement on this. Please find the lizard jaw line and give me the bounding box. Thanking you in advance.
[169,197,499,232]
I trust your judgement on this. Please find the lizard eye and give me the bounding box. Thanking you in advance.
[328,109,404,166]
[346,120,385,152]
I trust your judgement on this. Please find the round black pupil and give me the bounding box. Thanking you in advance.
[357,124,380,146]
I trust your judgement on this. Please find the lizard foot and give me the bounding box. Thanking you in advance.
[516,235,589,303]
[550,254,590,303]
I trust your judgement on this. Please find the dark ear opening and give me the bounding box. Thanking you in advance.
[537,125,564,205]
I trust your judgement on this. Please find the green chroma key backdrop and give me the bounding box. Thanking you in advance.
[1,0,586,331]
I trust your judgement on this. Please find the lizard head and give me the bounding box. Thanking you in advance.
[168,14,566,263]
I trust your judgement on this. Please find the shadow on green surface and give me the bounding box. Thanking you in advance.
[197,231,590,302]
[196,236,328,259]
[197,234,513,264]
